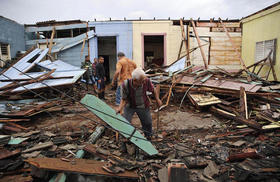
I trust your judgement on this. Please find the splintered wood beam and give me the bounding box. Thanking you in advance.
[219,18,247,71]
[26,158,139,179]
[48,27,56,55]
[186,24,190,60]
[268,56,277,81]
[234,116,262,130]
[210,106,262,130]
[190,19,208,69]
[80,38,86,59]
[239,87,248,119]
[227,151,261,162]
[180,19,190,66]
[177,41,183,60]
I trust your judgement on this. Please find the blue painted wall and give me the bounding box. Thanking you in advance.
[0,16,25,59]
[88,21,133,61]
[24,21,132,79]
[57,42,88,68]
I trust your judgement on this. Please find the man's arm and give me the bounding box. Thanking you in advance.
[116,99,127,114]
[96,64,102,83]
[153,87,162,107]
[111,62,122,85]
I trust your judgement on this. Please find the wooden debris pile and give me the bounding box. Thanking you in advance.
[147,58,280,132]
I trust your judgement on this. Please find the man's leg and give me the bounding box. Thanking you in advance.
[97,80,102,99]
[116,86,121,105]
[90,76,97,93]
[135,108,153,139]
[123,106,135,123]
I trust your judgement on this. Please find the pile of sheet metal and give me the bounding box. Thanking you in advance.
[0,48,85,134]
[0,48,85,97]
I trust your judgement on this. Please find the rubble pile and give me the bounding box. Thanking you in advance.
[0,48,279,182]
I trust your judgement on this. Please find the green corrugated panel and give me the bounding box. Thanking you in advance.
[80,94,158,156]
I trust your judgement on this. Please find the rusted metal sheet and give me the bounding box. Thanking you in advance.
[26,158,139,179]
[180,76,261,92]
[0,149,21,160]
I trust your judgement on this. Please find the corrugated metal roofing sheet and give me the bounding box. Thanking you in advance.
[180,76,261,92]
[0,49,85,93]
[51,30,95,53]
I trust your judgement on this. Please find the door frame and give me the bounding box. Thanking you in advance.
[141,33,166,68]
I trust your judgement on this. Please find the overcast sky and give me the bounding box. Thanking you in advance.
[0,0,279,24]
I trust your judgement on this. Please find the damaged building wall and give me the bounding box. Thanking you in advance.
[0,16,26,64]
[132,21,183,68]
[88,21,132,80]
[57,43,88,68]
[25,22,94,67]
[89,21,133,60]
[241,2,280,80]
[189,23,242,70]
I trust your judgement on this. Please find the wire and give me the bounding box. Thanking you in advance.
[0,70,148,141]
[0,58,203,157]
[0,59,158,139]
[0,75,57,120]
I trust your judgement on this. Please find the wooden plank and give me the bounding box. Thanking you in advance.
[0,149,21,160]
[219,18,247,71]
[190,19,208,69]
[177,41,183,60]
[180,19,190,66]
[0,69,55,94]
[48,27,56,55]
[210,106,262,130]
[239,87,248,119]
[84,144,109,160]
[80,38,86,59]
[189,93,221,106]
[6,122,28,131]
[23,141,53,153]
[0,118,30,122]
[196,22,240,28]
[186,24,190,60]
[80,94,158,156]
[26,158,139,179]
[235,116,262,130]
[269,57,277,81]
[227,151,261,162]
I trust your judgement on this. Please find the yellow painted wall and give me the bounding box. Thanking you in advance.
[132,21,184,68]
[241,5,280,80]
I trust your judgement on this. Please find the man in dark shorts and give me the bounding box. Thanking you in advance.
[96,56,106,100]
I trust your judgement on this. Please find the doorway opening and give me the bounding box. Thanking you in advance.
[143,35,164,68]
[97,36,117,82]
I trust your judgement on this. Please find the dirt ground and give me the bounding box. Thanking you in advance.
[23,86,223,139]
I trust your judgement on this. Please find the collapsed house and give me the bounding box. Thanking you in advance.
[24,18,246,81]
